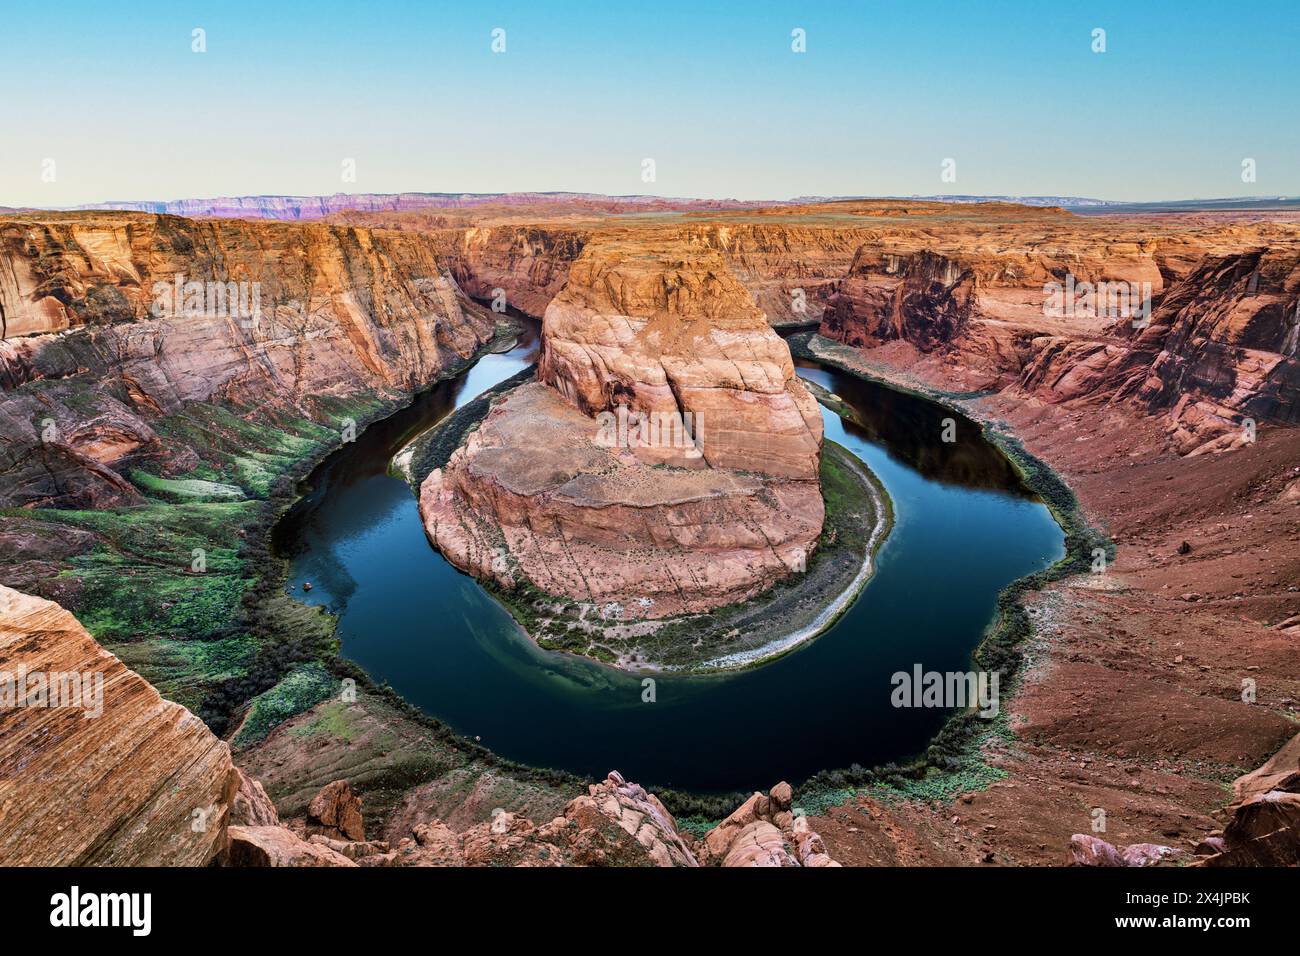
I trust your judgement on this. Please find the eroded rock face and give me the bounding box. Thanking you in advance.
[306,779,366,842]
[538,242,823,478]
[224,771,839,868]
[231,768,280,828]
[822,250,979,353]
[1195,731,1300,867]
[814,210,1178,388]
[0,213,496,508]
[451,225,586,318]
[700,781,839,867]
[224,825,357,867]
[363,772,700,868]
[0,585,238,865]
[1017,248,1300,454]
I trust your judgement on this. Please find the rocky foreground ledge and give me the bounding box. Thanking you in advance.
[5,577,1292,868]
[227,772,837,868]
[0,586,237,865]
[0,583,838,867]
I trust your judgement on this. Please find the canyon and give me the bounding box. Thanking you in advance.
[0,196,1297,867]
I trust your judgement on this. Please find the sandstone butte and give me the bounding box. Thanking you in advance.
[420,239,826,620]
[0,197,1298,866]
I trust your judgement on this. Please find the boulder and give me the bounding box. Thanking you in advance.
[1067,834,1181,867]
[1067,834,1127,867]
[722,822,798,867]
[231,767,280,827]
[306,780,366,842]
[701,780,839,867]
[224,825,356,867]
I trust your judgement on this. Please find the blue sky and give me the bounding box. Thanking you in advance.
[2,0,1296,205]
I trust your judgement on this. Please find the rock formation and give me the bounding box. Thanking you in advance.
[699,781,839,867]
[538,241,823,477]
[0,585,238,865]
[421,240,824,623]
[1193,731,1300,867]
[305,779,366,842]
[360,771,700,867]
[1066,834,1182,867]
[1017,247,1300,454]
[224,825,358,867]
[275,772,836,868]
[231,768,280,827]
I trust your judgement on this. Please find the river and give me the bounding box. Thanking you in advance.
[273,319,1063,793]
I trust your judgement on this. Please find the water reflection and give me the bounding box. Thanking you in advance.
[795,361,1033,497]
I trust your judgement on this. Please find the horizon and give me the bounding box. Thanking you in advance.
[2,0,1297,207]
[12,188,1300,213]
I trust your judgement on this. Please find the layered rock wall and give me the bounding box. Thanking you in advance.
[537,241,823,478]
[0,213,496,507]
[1017,247,1300,452]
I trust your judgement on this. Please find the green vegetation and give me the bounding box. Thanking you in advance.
[231,661,339,747]
[127,470,244,503]
[39,501,253,647]
[3,393,387,731]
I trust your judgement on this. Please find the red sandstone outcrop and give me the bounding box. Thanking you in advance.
[0,585,238,865]
[421,383,822,618]
[305,779,366,842]
[1191,730,1300,867]
[700,781,839,867]
[538,241,822,478]
[451,225,586,317]
[817,220,1177,389]
[351,772,701,867]
[231,767,281,827]
[345,771,836,868]
[1017,247,1300,453]
[224,825,357,867]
